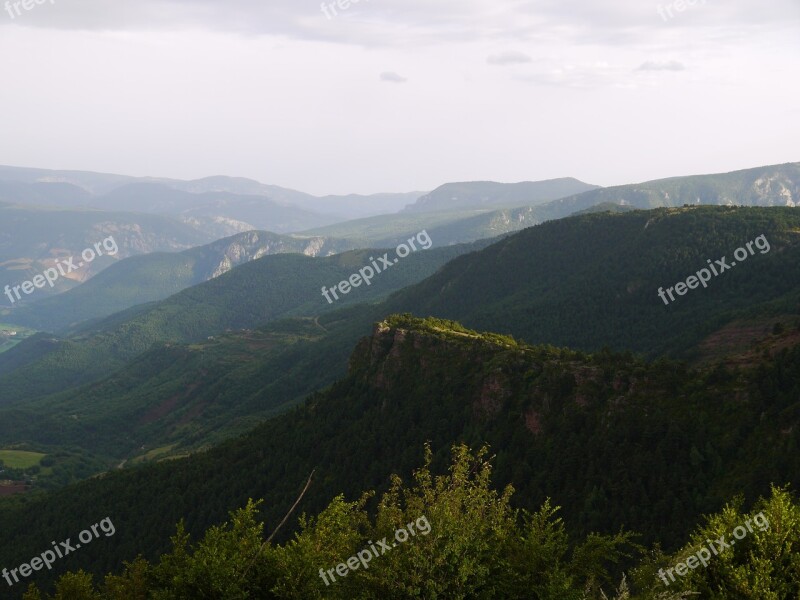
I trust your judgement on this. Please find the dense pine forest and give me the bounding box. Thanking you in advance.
[14,444,800,598]
[3,311,800,598]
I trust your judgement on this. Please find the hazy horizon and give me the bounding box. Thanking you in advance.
[1,159,798,198]
[1,0,798,195]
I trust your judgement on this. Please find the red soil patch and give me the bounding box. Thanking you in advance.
[177,402,207,427]
[0,482,29,496]
[139,383,201,425]
[524,409,543,435]
[696,316,799,366]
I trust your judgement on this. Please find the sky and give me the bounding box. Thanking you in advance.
[0,0,798,195]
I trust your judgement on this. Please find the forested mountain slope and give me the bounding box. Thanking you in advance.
[0,239,489,403]
[385,206,800,356]
[1,315,798,598]
[1,207,798,465]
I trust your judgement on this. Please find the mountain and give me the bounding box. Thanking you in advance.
[2,206,799,467]
[0,180,93,207]
[0,166,422,222]
[2,231,360,333]
[402,178,600,212]
[0,203,211,304]
[0,165,137,195]
[1,314,798,598]
[299,205,552,247]
[298,179,595,245]
[94,183,343,236]
[383,205,800,357]
[540,162,800,218]
[154,176,423,219]
[301,163,800,247]
[0,238,491,405]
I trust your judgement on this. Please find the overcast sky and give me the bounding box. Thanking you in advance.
[0,0,797,195]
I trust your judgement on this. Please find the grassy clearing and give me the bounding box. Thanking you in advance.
[0,323,35,354]
[131,444,178,464]
[0,450,45,469]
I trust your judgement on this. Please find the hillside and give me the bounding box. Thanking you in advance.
[3,231,359,333]
[2,207,799,461]
[1,314,798,597]
[385,206,800,357]
[0,204,211,305]
[0,320,344,460]
[0,239,490,404]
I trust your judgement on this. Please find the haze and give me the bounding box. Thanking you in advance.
[0,0,797,195]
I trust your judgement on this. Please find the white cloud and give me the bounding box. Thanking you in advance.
[380,71,408,83]
[487,51,532,66]
[3,0,797,46]
[637,60,686,71]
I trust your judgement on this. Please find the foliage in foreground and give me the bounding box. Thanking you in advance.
[21,445,800,600]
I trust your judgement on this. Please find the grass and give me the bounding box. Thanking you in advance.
[0,322,35,354]
[131,444,178,464]
[0,450,45,469]
[0,340,19,354]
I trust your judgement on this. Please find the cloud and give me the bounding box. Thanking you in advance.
[637,60,686,71]
[487,51,532,65]
[380,71,408,83]
[2,0,796,48]
[514,60,633,89]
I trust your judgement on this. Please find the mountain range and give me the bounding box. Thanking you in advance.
[1,161,799,598]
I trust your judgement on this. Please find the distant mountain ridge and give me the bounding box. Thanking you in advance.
[403,178,600,213]
[0,165,423,221]
[542,162,800,216]
[304,164,799,246]
[2,161,797,309]
[96,183,341,236]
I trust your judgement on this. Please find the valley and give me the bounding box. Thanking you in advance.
[3,2,798,593]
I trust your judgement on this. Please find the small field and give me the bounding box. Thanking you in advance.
[131,444,178,464]
[0,482,29,496]
[0,323,34,354]
[0,450,46,469]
